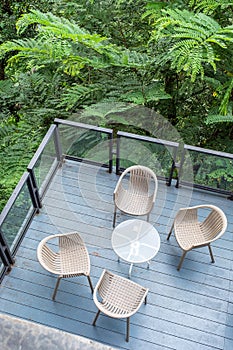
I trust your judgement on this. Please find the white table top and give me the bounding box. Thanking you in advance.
[111,219,160,264]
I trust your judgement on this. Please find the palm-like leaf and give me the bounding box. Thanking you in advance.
[0,9,151,77]
[204,76,233,118]
[16,10,115,54]
[59,83,103,111]
[1,38,73,69]
[189,0,233,15]
[121,82,171,105]
[219,78,233,115]
[78,101,134,126]
[152,9,233,81]
[205,111,233,124]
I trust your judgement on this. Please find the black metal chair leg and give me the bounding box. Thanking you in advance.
[177,251,187,271]
[92,310,101,326]
[126,317,130,342]
[208,244,215,263]
[52,276,62,300]
[113,207,117,227]
[87,275,94,294]
[167,223,174,240]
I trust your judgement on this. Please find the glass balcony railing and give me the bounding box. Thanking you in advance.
[0,124,61,280]
[116,131,179,185]
[27,124,61,199]
[1,173,35,247]
[1,119,233,280]
[0,172,36,274]
[179,145,233,194]
[55,118,113,172]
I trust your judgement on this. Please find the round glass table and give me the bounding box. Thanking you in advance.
[111,219,160,277]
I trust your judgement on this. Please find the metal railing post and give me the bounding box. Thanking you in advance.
[26,173,41,212]
[27,169,42,209]
[166,146,179,186]
[54,125,63,163]
[167,160,176,187]
[0,231,14,271]
[174,146,186,188]
[116,133,121,175]
[108,132,113,173]
[54,118,113,172]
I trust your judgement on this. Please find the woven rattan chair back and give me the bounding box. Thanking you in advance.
[113,165,158,227]
[92,269,148,341]
[37,232,94,300]
[167,205,227,270]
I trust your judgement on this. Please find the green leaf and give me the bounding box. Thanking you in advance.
[150,9,233,81]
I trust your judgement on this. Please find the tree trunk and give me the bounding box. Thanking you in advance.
[164,74,178,124]
[2,0,13,15]
[0,1,14,80]
[0,60,5,80]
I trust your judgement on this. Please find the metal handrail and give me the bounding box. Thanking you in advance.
[178,144,233,194]
[1,120,233,281]
[0,172,39,281]
[0,124,61,279]
[116,130,179,185]
[27,124,61,202]
[54,118,113,173]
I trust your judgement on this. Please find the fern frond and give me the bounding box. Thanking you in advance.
[1,38,72,67]
[0,116,44,199]
[16,9,115,55]
[1,37,107,75]
[190,0,233,15]
[16,9,88,36]
[0,123,16,139]
[170,43,206,81]
[204,76,223,89]
[152,9,233,81]
[121,82,171,104]
[59,84,103,110]
[117,49,150,68]
[77,101,133,126]
[219,79,233,115]
[80,101,132,119]
[62,56,91,76]
[0,79,14,94]
[121,91,145,104]
[205,112,233,124]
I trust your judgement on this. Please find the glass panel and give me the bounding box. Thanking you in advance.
[1,181,34,250]
[59,124,110,166]
[118,137,177,179]
[33,136,58,196]
[181,150,233,191]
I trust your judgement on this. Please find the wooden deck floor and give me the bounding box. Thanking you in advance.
[0,160,233,350]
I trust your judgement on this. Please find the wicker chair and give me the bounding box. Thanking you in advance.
[113,165,158,227]
[92,269,148,342]
[167,204,227,270]
[37,232,94,300]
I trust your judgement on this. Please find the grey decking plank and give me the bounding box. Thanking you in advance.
[0,278,225,350]
[19,234,232,298]
[0,160,232,350]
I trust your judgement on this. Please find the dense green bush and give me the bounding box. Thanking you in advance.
[0,0,233,212]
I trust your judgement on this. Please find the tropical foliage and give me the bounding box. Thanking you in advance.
[0,0,233,211]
